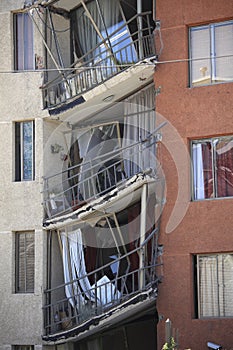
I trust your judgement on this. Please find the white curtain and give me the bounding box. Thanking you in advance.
[69,229,96,302]
[61,231,82,307]
[72,0,121,62]
[192,143,205,200]
[61,228,121,307]
[198,255,219,317]
[61,229,95,305]
[122,86,156,177]
[198,254,233,317]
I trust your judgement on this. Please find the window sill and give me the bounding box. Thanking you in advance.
[189,79,233,88]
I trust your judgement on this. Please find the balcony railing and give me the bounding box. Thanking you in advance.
[43,227,160,338]
[41,12,156,109]
[43,133,159,222]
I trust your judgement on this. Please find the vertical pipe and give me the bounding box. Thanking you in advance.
[165,318,172,344]
[137,0,143,59]
[139,183,147,290]
[153,0,156,21]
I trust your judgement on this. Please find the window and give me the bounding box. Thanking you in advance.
[13,346,34,350]
[191,136,233,200]
[194,254,233,318]
[14,13,34,70]
[189,20,233,86]
[15,231,35,293]
[15,121,35,181]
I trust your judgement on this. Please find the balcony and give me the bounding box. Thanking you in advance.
[42,121,165,228]
[42,90,165,341]
[41,12,156,112]
[43,225,162,341]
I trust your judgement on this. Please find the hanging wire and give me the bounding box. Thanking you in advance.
[35,6,70,33]
[0,54,232,74]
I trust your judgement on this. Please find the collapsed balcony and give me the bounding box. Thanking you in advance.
[43,120,165,227]
[42,129,165,341]
[41,11,156,111]
[42,86,165,341]
[43,223,162,341]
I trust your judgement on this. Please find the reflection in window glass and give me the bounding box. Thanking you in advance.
[15,121,35,181]
[192,136,233,200]
[189,21,233,86]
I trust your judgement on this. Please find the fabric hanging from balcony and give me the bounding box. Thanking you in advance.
[61,231,83,307]
[61,228,121,308]
[61,229,96,306]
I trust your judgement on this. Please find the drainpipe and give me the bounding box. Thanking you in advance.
[153,0,156,22]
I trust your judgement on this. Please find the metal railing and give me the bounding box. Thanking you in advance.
[41,12,155,109]
[43,227,160,337]
[43,136,157,221]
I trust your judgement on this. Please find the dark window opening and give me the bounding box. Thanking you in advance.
[15,231,35,293]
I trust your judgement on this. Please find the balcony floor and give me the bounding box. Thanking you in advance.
[42,287,157,343]
[47,56,157,122]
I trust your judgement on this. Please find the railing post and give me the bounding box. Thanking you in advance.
[137,1,144,59]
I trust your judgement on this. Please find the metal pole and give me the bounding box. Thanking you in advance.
[137,0,143,59]
[165,318,172,344]
[139,183,147,290]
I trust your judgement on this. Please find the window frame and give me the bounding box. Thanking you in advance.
[191,135,233,201]
[15,120,35,182]
[14,12,34,71]
[189,20,233,87]
[194,253,233,319]
[15,231,35,294]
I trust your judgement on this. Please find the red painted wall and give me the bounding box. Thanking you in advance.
[155,0,233,349]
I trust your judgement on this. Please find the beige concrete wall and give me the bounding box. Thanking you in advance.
[0,2,49,348]
[0,231,45,345]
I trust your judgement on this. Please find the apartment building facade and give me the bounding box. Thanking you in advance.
[0,1,232,350]
[155,0,233,349]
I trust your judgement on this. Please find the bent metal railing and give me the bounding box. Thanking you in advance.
[43,228,160,337]
[43,134,158,221]
[41,12,156,109]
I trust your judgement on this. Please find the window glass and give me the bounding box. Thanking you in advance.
[215,22,233,81]
[192,136,233,200]
[190,26,211,85]
[189,21,233,86]
[23,121,34,181]
[196,254,233,317]
[14,13,34,70]
[15,121,35,181]
[15,232,35,293]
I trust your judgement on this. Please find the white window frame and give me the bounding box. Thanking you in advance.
[195,253,233,318]
[189,20,233,87]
